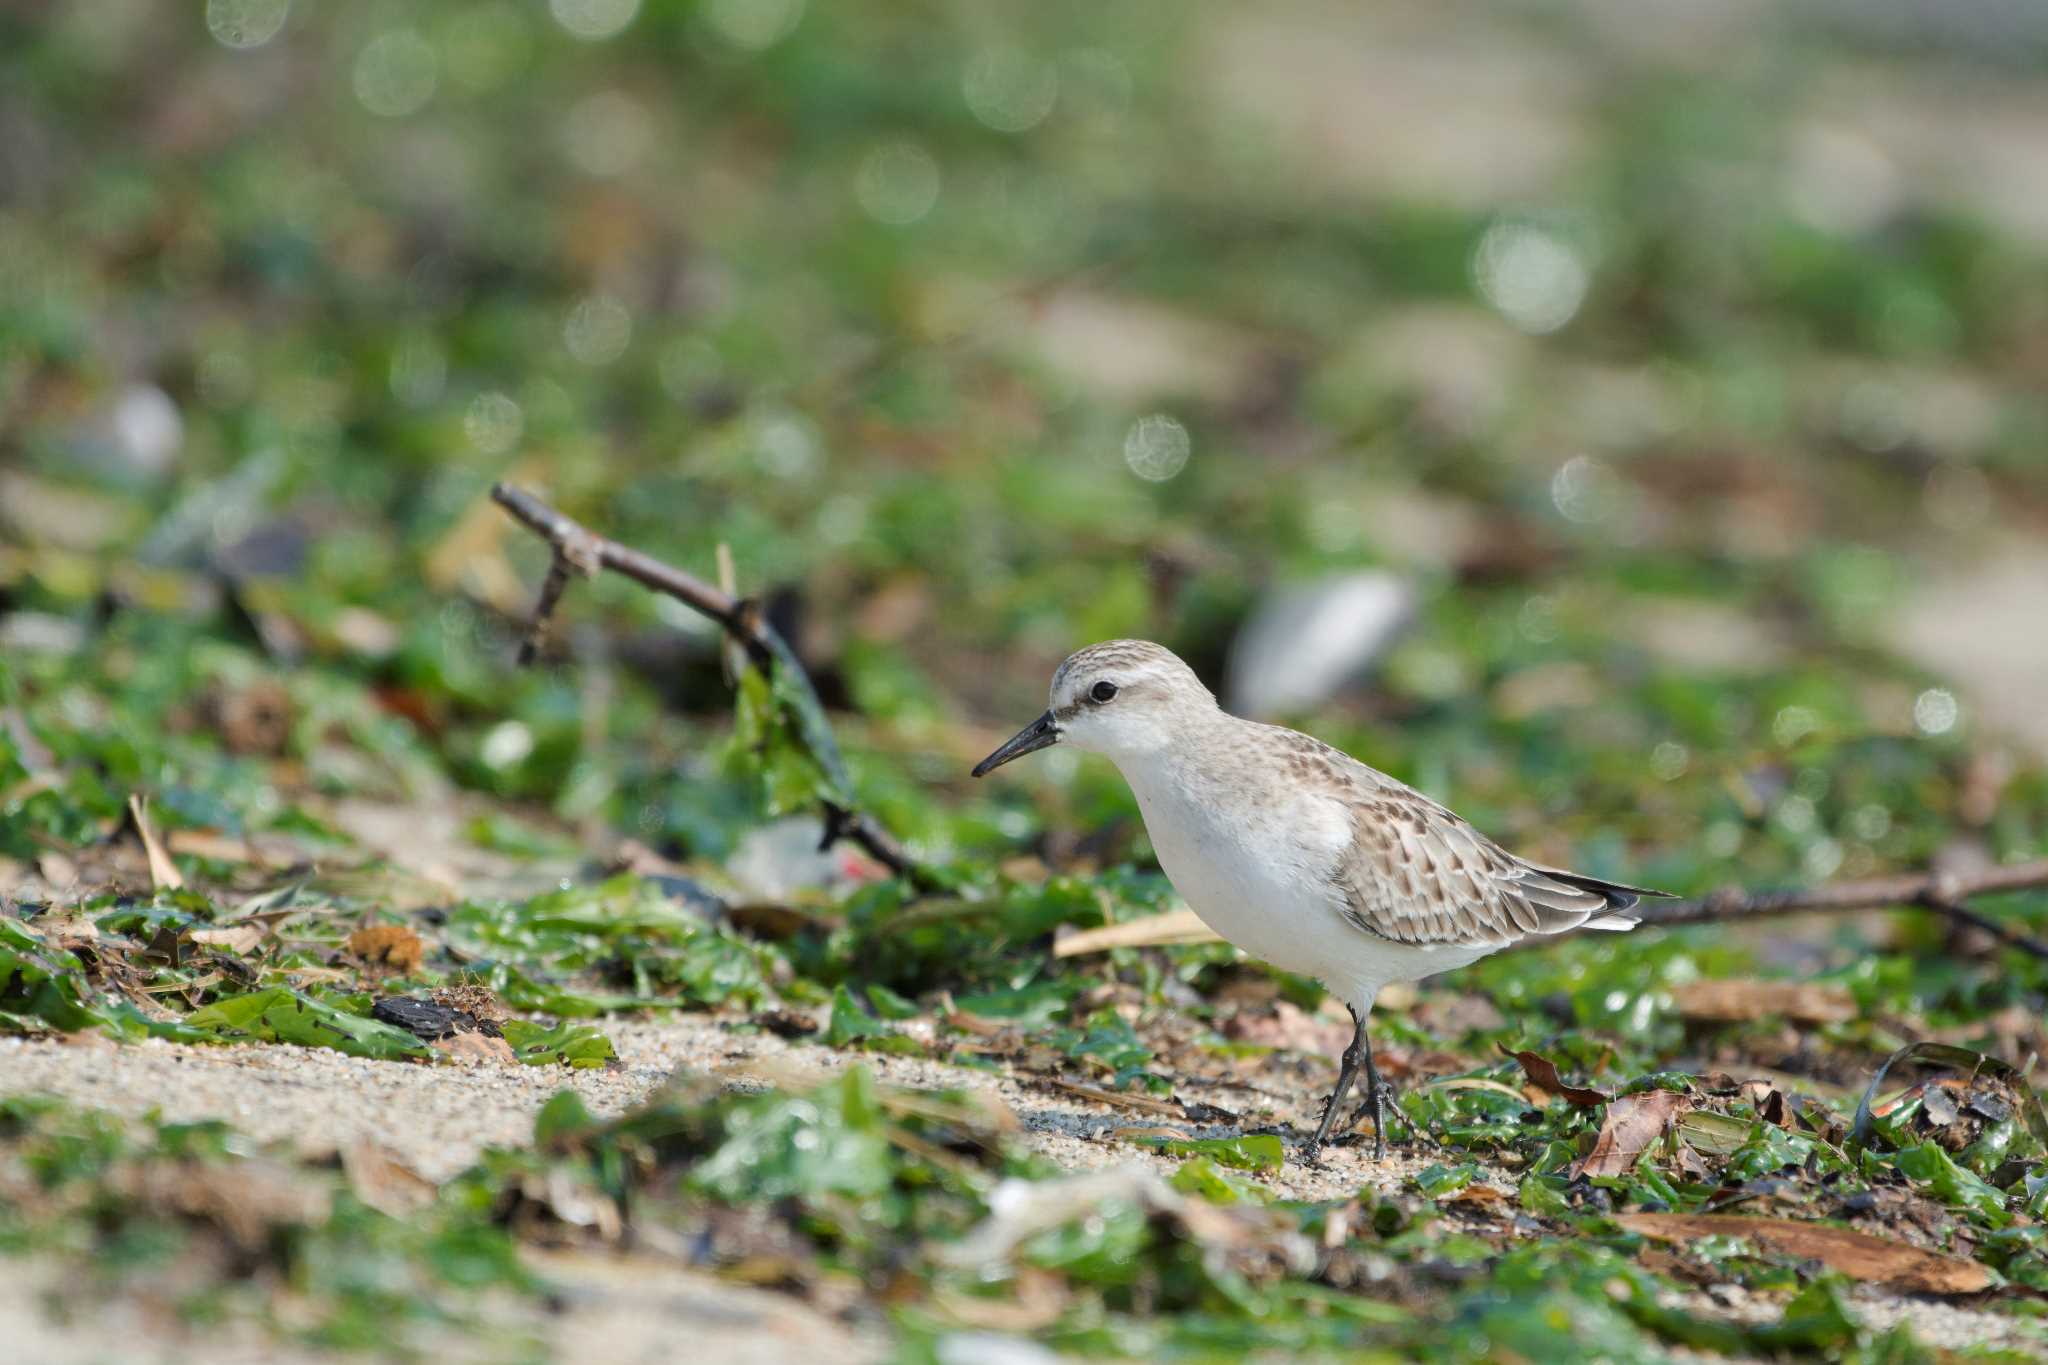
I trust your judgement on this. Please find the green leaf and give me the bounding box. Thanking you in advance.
[1038,1009,1166,1092]
[864,981,920,1019]
[0,918,207,1043]
[730,663,848,816]
[1851,1041,2048,1156]
[1169,1155,1271,1204]
[500,1019,617,1069]
[1893,1142,2011,1227]
[184,987,431,1060]
[1127,1133,1285,1175]
[823,983,923,1055]
[690,1067,893,1202]
[1417,1162,1478,1197]
[533,1090,597,1147]
[952,979,1075,1026]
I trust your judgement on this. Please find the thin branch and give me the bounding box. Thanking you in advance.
[1622,858,2048,960]
[488,482,925,885]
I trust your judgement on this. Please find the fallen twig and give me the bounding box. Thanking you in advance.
[488,482,923,884]
[1627,858,2048,960]
[1053,859,2048,964]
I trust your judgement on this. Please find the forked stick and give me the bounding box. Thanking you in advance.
[489,482,922,883]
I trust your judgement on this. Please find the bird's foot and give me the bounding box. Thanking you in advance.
[1341,1079,1400,1160]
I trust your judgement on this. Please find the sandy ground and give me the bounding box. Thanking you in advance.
[0,1013,1460,1198]
[4,1015,2041,1362]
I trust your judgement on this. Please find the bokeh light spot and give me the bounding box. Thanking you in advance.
[465,391,524,454]
[480,720,534,769]
[1473,221,1589,334]
[550,0,640,42]
[1123,414,1190,482]
[564,295,632,366]
[353,29,439,118]
[1913,688,1959,736]
[704,0,804,51]
[753,411,821,480]
[446,3,533,92]
[1772,704,1819,748]
[205,0,290,50]
[389,334,447,407]
[856,141,941,225]
[963,48,1060,133]
[563,90,651,177]
[1649,741,1689,782]
[1549,455,1617,525]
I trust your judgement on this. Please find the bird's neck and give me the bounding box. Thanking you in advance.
[1103,705,1241,802]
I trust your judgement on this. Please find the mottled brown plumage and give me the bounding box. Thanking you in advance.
[973,638,1670,1163]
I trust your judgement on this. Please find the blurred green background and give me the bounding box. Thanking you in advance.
[4,0,2047,902]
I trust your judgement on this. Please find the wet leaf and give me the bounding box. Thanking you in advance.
[1670,978,1857,1024]
[1505,1047,1610,1107]
[824,982,924,1055]
[185,986,431,1060]
[1616,1212,1996,1294]
[1852,1041,2048,1155]
[500,1018,617,1068]
[1576,1088,1693,1177]
[1119,1131,1285,1175]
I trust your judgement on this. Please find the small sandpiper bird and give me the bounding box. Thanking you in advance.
[972,639,1667,1162]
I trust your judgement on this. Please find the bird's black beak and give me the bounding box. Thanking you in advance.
[972,710,1060,777]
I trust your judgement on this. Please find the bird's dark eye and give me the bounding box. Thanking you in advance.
[1090,681,1118,703]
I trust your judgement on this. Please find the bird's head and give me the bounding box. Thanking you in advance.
[971,639,1216,776]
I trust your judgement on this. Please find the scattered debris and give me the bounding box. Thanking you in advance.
[1053,908,1220,956]
[350,924,427,974]
[1671,979,1858,1025]
[1573,1088,1693,1177]
[124,794,184,892]
[372,994,505,1043]
[1615,1213,1994,1295]
[1506,1048,1609,1107]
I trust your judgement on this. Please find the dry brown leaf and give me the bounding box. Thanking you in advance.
[35,850,78,889]
[187,921,271,954]
[928,1271,1068,1331]
[118,1158,330,1249]
[1054,908,1221,957]
[1048,1077,1184,1117]
[349,924,425,973]
[1222,999,1354,1057]
[432,1031,517,1065]
[431,982,509,1024]
[165,829,260,864]
[204,679,293,756]
[1615,1213,1993,1295]
[41,911,99,952]
[1574,1089,1693,1177]
[341,1141,438,1217]
[1670,979,1857,1025]
[127,794,184,892]
[1442,1183,1511,1208]
[1428,1077,1530,1103]
[1506,1048,1609,1107]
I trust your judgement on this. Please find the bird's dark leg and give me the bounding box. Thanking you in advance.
[1303,1006,1368,1163]
[1341,1024,1396,1159]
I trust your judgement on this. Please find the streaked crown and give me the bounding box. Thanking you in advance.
[1050,639,1213,716]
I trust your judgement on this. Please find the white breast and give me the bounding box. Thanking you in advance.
[1120,753,1499,1009]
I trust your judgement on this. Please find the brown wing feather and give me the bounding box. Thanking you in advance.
[1333,785,1659,948]
[1241,722,1664,949]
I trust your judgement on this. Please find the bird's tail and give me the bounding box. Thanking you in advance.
[1520,862,1673,932]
